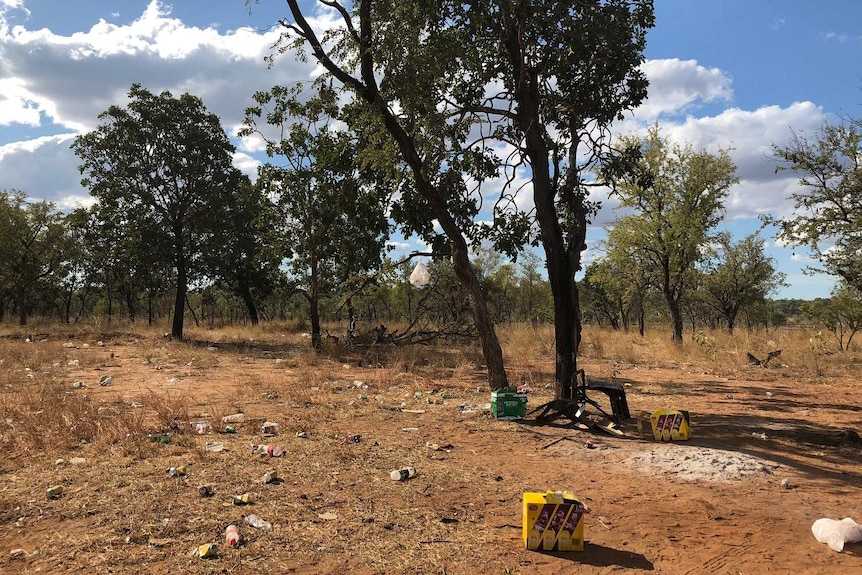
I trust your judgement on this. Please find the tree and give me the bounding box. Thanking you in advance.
[698,232,786,332]
[772,117,862,292]
[201,177,284,325]
[0,191,68,325]
[272,1,510,387]
[801,283,862,351]
[241,86,390,347]
[73,84,248,339]
[266,0,654,396]
[605,125,738,342]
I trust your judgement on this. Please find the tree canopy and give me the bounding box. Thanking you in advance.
[772,117,862,292]
[73,84,248,339]
[604,125,738,342]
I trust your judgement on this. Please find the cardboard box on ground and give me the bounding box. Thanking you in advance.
[491,387,527,419]
[523,491,586,551]
[637,408,691,441]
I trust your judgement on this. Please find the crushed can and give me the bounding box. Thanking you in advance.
[233,493,253,505]
[192,543,218,558]
[389,467,417,481]
[167,465,187,477]
[198,484,215,497]
[224,425,236,434]
[46,485,63,499]
[263,470,278,484]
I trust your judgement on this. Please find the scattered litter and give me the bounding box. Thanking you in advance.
[223,413,245,424]
[67,359,79,366]
[205,442,224,452]
[346,434,361,443]
[780,478,794,489]
[425,442,454,452]
[193,422,210,434]
[46,485,63,499]
[192,543,218,558]
[198,484,215,497]
[812,517,862,552]
[401,409,426,414]
[131,402,144,409]
[223,426,236,434]
[390,467,417,481]
[752,432,768,440]
[149,433,171,444]
[401,427,419,433]
[263,470,279,484]
[10,549,26,560]
[71,381,85,389]
[99,375,112,386]
[409,260,430,287]
[167,466,187,477]
[245,514,272,530]
[225,525,240,546]
[261,421,281,435]
[584,440,595,449]
[69,457,86,465]
[252,444,285,457]
[318,511,338,521]
[233,493,253,505]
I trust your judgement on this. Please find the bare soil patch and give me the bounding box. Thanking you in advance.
[0,330,860,574]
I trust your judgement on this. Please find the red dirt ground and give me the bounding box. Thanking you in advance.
[0,332,860,574]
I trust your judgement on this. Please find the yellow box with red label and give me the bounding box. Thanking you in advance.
[637,408,691,441]
[523,491,585,551]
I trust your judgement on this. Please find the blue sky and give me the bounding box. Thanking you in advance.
[1,1,860,300]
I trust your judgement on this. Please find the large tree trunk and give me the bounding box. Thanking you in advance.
[665,289,684,343]
[239,283,259,326]
[172,257,186,340]
[309,240,322,350]
[16,281,27,326]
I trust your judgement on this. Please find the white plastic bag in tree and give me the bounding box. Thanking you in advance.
[812,517,862,552]
[409,261,431,287]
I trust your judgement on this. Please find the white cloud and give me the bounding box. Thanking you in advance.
[0,134,82,203]
[636,58,733,120]
[0,0,314,135]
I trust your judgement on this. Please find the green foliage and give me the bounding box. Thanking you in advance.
[772,117,862,291]
[0,191,69,324]
[72,84,247,338]
[698,232,786,332]
[801,283,862,351]
[603,124,738,341]
[241,84,391,345]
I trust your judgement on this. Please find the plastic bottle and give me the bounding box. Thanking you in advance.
[389,466,417,481]
[225,524,240,546]
[244,514,272,530]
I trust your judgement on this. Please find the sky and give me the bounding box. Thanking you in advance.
[1,0,860,300]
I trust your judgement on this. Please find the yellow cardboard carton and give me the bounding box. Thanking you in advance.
[637,408,691,441]
[523,491,585,551]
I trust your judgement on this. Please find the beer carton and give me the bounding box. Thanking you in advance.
[523,491,585,551]
[637,408,691,441]
[491,387,527,420]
